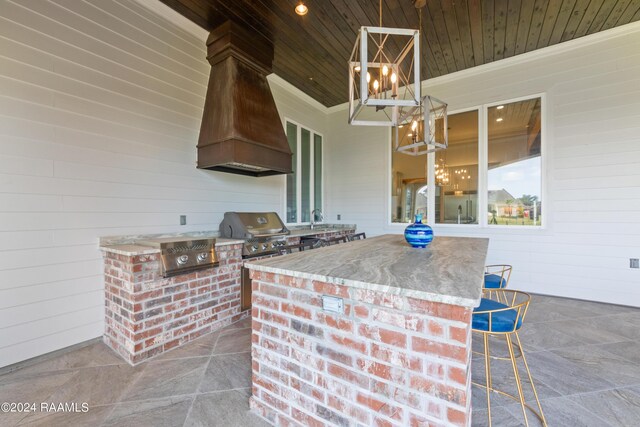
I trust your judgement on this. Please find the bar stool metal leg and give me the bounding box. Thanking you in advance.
[506,333,529,426]
[472,289,547,427]
[515,331,547,426]
[483,333,492,426]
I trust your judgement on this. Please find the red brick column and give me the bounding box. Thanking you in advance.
[102,243,245,364]
[248,270,473,427]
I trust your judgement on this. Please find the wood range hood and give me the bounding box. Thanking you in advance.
[197,21,292,177]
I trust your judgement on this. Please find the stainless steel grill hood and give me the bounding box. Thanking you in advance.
[197,21,292,177]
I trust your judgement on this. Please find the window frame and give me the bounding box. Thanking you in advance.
[388,93,547,230]
[283,118,324,226]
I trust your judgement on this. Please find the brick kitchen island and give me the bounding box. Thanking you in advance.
[245,234,488,427]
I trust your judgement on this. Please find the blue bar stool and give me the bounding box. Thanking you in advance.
[472,289,546,426]
[484,265,512,289]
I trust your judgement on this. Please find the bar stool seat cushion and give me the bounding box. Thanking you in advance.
[473,298,522,332]
[484,273,507,289]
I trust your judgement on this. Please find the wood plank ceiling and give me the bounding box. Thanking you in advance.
[160,0,640,107]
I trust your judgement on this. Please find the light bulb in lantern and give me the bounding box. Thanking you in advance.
[366,72,371,83]
[382,65,389,76]
[354,65,361,72]
[411,120,418,131]
[373,80,379,92]
[390,72,398,97]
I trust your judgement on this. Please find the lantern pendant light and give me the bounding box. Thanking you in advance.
[348,0,421,126]
[394,95,448,156]
[393,5,448,156]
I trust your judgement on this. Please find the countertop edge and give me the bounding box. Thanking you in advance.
[99,227,356,256]
[100,245,160,256]
[243,262,481,308]
[100,238,245,256]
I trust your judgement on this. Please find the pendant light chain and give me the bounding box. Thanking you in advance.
[419,6,423,80]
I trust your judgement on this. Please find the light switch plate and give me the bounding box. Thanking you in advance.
[322,295,344,314]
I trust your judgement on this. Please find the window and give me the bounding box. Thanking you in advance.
[391,144,428,222]
[488,98,542,226]
[390,95,543,227]
[285,120,323,224]
[436,110,479,224]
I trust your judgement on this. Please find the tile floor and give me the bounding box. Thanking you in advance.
[471,294,640,426]
[0,295,638,426]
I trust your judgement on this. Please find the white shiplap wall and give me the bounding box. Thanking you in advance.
[0,0,327,368]
[325,24,640,307]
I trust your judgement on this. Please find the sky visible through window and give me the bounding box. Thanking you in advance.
[488,157,541,199]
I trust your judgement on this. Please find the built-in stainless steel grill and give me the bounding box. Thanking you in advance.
[219,212,290,259]
[138,237,218,277]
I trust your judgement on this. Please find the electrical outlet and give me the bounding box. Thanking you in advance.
[337,214,341,220]
[631,258,639,269]
[180,215,187,225]
[322,295,344,314]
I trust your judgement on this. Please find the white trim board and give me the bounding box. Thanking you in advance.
[132,0,208,40]
[268,75,330,114]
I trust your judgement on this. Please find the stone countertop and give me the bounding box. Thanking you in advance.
[287,225,356,237]
[100,238,244,256]
[245,234,488,308]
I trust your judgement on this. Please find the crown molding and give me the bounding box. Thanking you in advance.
[267,74,329,114]
[421,19,640,89]
[132,0,208,41]
[132,1,328,114]
[133,2,640,116]
[327,20,640,114]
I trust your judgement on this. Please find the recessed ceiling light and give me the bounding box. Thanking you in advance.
[496,118,503,122]
[295,2,308,15]
[497,105,504,110]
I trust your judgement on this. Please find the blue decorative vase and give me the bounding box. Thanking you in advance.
[404,214,434,248]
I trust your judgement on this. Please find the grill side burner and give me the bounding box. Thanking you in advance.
[138,237,218,277]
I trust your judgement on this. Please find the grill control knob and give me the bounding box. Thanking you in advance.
[177,255,189,265]
[197,253,208,262]
[251,245,258,252]
[262,244,268,250]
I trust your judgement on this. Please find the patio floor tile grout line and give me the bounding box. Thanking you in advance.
[181,331,223,427]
